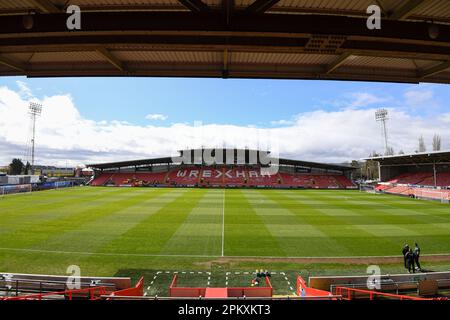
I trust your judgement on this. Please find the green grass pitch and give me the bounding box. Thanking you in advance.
[1,186,450,294]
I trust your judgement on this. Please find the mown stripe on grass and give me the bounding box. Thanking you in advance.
[95,189,207,255]
[223,189,284,257]
[161,189,223,256]
[287,190,450,255]
[0,187,127,230]
[30,188,181,253]
[269,190,400,256]
[246,189,352,257]
[0,188,165,249]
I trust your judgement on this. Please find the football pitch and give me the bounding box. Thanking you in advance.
[1,186,450,285]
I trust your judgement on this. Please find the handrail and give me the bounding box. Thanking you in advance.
[101,295,342,300]
[334,286,432,300]
[1,286,107,300]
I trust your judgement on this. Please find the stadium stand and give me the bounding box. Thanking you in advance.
[199,167,225,186]
[167,166,201,186]
[90,167,355,189]
[368,152,450,202]
[90,173,113,186]
[223,167,248,187]
[386,172,432,185]
[88,149,356,189]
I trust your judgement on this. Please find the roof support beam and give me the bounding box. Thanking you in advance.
[0,55,26,72]
[95,48,125,72]
[178,0,210,13]
[222,0,234,25]
[245,0,280,14]
[28,0,62,14]
[1,12,449,44]
[420,60,450,78]
[388,0,425,20]
[325,52,352,74]
[222,49,229,78]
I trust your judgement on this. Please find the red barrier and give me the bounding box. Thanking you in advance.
[169,275,272,298]
[296,276,332,297]
[108,277,144,298]
[169,275,207,297]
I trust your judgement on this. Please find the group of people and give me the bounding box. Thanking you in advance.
[402,243,422,273]
[251,269,271,286]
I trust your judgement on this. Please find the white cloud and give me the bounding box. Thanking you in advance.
[442,113,450,123]
[322,91,389,110]
[16,81,33,99]
[145,113,168,121]
[270,119,294,126]
[347,92,387,109]
[0,84,449,167]
[404,88,434,106]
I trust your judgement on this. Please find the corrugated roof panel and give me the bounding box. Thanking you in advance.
[343,56,425,70]
[231,52,337,65]
[273,0,374,13]
[0,52,33,63]
[113,50,222,63]
[0,0,33,11]
[29,51,105,63]
[412,0,450,20]
[197,1,252,9]
[64,0,181,5]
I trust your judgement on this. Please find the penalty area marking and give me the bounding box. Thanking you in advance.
[146,270,212,294]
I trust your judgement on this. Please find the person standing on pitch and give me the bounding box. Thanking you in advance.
[405,248,415,273]
[402,244,410,269]
[414,243,421,272]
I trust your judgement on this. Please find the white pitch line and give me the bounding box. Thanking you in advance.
[0,247,219,258]
[0,247,448,260]
[221,188,225,257]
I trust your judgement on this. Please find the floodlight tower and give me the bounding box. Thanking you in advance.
[375,108,389,155]
[29,102,42,174]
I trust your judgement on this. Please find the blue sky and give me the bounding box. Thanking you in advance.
[1,76,448,127]
[0,76,449,166]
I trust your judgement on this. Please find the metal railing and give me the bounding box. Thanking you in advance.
[333,287,432,300]
[1,286,107,300]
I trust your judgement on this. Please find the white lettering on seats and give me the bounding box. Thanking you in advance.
[225,170,233,178]
[202,170,212,178]
[189,170,199,178]
[236,170,245,178]
[248,171,258,178]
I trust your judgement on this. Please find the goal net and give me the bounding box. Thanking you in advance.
[0,184,32,198]
[414,188,449,204]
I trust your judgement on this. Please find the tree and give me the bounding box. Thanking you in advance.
[398,150,405,155]
[24,161,31,175]
[418,135,426,153]
[8,158,24,175]
[432,134,442,151]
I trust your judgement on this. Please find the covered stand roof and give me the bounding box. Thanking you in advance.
[87,148,354,171]
[1,0,450,83]
[365,150,450,165]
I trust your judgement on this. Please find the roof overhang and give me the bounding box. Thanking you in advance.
[364,150,450,165]
[1,1,450,83]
